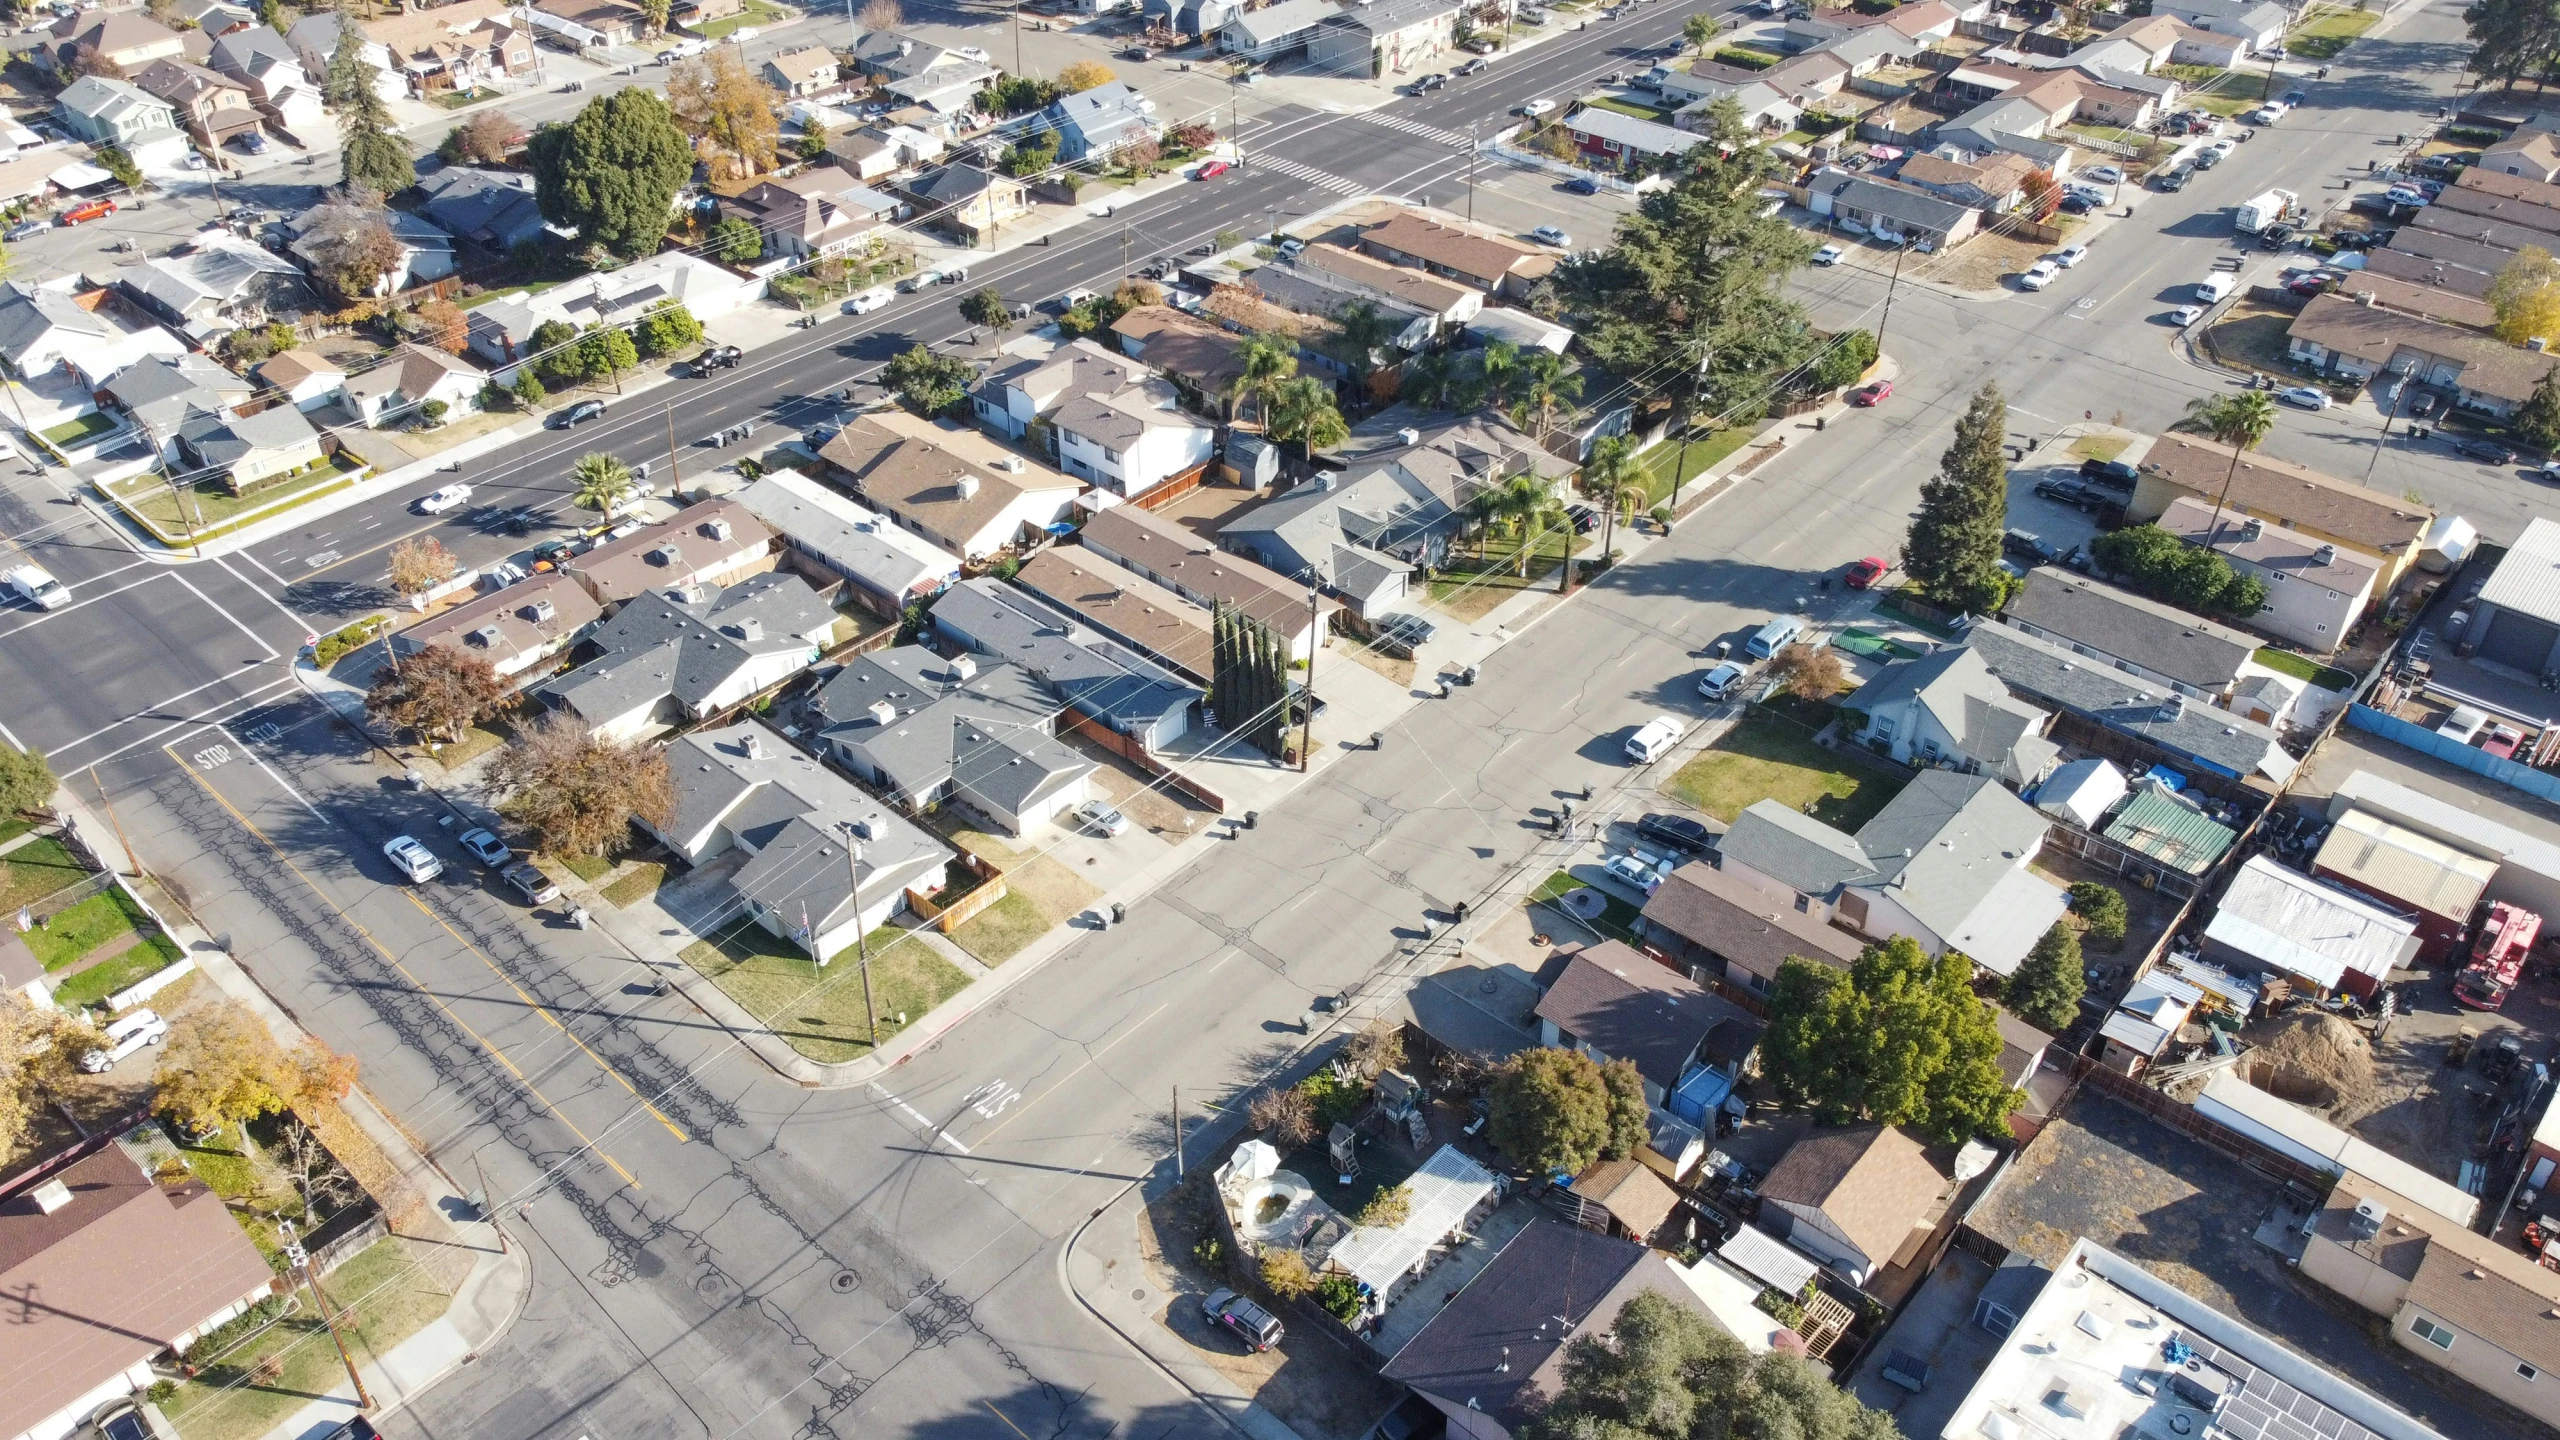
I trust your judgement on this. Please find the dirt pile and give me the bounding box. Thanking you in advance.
[2252,1011,2379,1118]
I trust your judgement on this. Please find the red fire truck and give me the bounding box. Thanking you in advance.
[2455,901,2543,1011]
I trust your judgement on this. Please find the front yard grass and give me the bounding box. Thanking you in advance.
[2202,307,2304,379]
[2289,4,2380,58]
[52,933,182,1011]
[1581,94,1675,122]
[2252,646,2358,690]
[39,410,117,447]
[1636,425,1763,505]
[1662,710,1905,829]
[681,920,970,1063]
[556,852,615,884]
[0,834,88,912]
[690,0,785,38]
[160,1237,452,1440]
[1530,869,1645,943]
[950,854,1100,964]
[1429,530,1586,621]
[600,861,665,908]
[2068,434,2130,463]
[26,885,146,970]
[100,457,365,548]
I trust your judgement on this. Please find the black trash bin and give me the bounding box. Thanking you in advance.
[1111,901,1126,924]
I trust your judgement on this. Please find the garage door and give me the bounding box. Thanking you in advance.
[2480,608,2560,673]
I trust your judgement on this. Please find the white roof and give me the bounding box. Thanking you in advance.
[1326,1144,1498,1295]
[1944,865,2076,979]
[735,470,958,597]
[2202,856,2419,991]
[2477,515,2560,627]
[2196,1072,2479,1228]
[1718,1224,1820,1294]
[1669,1255,1784,1353]
[2036,757,2127,829]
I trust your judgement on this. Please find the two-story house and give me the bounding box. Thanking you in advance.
[722,170,904,259]
[1046,81,1160,161]
[971,338,1216,500]
[818,410,1083,561]
[764,44,840,96]
[1357,206,1558,300]
[206,26,326,137]
[132,59,262,150]
[53,76,181,153]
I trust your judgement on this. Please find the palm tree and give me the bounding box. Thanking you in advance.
[1228,332,1297,428]
[1402,350,1459,411]
[571,452,634,512]
[1331,298,1399,402]
[1472,340,1523,412]
[1265,375,1348,462]
[2180,391,2279,539]
[1579,433,1652,587]
[1509,349,1584,443]
[1467,469,1566,579]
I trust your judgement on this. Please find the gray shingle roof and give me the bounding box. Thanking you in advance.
[539,573,834,722]
[810,646,1055,803]
[929,578,1202,736]
[1962,624,2295,784]
[175,403,317,467]
[949,716,1093,817]
[2001,570,2256,692]
[1717,801,1880,898]
[1531,940,1759,1090]
[1845,645,2058,785]
[1852,770,2054,945]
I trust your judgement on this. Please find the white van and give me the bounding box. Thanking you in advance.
[845,285,894,315]
[1626,716,1686,764]
[2193,273,2236,304]
[5,563,68,610]
[1747,615,1805,659]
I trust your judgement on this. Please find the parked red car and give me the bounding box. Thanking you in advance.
[1844,557,1889,589]
[62,198,116,225]
[1194,160,1231,180]
[1850,379,1892,406]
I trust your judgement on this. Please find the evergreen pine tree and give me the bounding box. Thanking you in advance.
[327,14,413,195]
[2005,923,2086,1033]
[1902,383,2013,617]
[2519,371,2560,452]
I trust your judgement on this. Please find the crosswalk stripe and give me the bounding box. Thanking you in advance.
[1357,113,1475,147]
[1253,155,1362,194]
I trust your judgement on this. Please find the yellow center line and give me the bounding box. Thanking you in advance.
[394,888,691,1143]
[970,999,1172,1146]
[167,745,644,1188]
[980,1401,1033,1439]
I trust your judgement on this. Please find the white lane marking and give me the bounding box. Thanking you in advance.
[0,570,171,640]
[868,1084,973,1155]
[48,667,278,756]
[214,556,316,637]
[173,574,281,659]
[80,674,299,768]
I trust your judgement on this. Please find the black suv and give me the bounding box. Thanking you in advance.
[695,344,742,374]
[1636,813,1719,855]
[2033,478,2103,510]
[2003,528,2057,563]
[2078,458,2139,492]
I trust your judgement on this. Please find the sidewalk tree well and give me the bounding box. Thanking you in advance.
[884,344,974,417]
[509,368,547,409]
[529,88,696,260]
[1554,97,1815,425]
[2005,923,2085,1032]
[1901,382,2013,617]
[1522,1290,1903,1440]
[570,451,634,511]
[1807,329,1878,394]
[486,713,676,858]
[1488,1046,1612,1174]
[387,535,458,595]
[365,643,507,746]
[1683,11,1720,54]
[0,743,54,816]
[1762,935,2022,1145]
[0,992,105,1155]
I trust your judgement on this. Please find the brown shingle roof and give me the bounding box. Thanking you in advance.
[2288,292,2560,406]
[1012,546,1212,678]
[2334,271,2498,330]
[1297,241,1481,313]
[1573,1158,1681,1240]
[1531,939,1764,1089]
[2137,431,2431,553]
[817,410,1080,553]
[1359,208,1558,288]
[2482,128,2560,180]
[2456,163,2560,209]
[0,1145,278,1440]
[1758,1124,1942,1268]
[2431,176,2560,238]
[568,498,775,607]
[398,569,600,673]
[1109,305,1248,393]
[2397,1205,2560,1370]
[1077,503,1325,635]
[766,43,836,85]
[1639,860,1864,976]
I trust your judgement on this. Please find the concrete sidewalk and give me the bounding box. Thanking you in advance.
[46,781,534,1440]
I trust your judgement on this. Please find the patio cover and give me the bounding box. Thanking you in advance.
[1327,1144,1498,1297]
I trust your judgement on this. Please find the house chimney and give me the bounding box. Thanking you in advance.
[726,617,763,641]
[30,1178,72,1214]
[957,473,981,500]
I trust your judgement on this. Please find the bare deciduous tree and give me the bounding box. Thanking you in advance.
[1246,1086,1315,1146]
[1768,641,1847,700]
[857,0,901,28]
[669,48,783,182]
[486,714,676,857]
[276,1117,362,1225]
[365,643,508,744]
[1344,1025,1406,1080]
[387,536,457,595]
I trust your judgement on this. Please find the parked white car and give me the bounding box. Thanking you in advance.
[2018,260,2061,291]
[1530,225,1571,247]
[1074,800,1130,837]
[383,834,443,882]
[2052,243,2090,268]
[1602,852,1671,895]
[80,1009,169,1072]
[2279,385,2332,410]
[2170,304,2205,326]
[1810,244,1844,266]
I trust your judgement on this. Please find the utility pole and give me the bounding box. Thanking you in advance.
[1297,586,1318,772]
[473,1155,508,1253]
[2365,372,2413,486]
[1013,5,1023,78]
[134,416,199,556]
[1872,238,1911,363]
[278,1220,373,1410]
[844,825,877,1044]
[1667,335,1712,511]
[664,403,682,490]
[1230,96,1241,170]
[1121,220,1130,278]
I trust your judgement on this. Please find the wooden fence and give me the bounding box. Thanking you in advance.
[907,851,1011,933]
[1060,705,1228,813]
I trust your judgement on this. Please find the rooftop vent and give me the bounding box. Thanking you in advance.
[2350,1197,2388,1240]
[742,731,764,760]
[704,517,734,542]
[951,654,977,680]
[727,617,763,642]
[869,700,897,726]
[522,598,556,623]
[994,456,1024,473]
[30,1178,72,1214]
[650,543,682,566]
[957,474,982,500]
[855,813,884,840]
[2314,543,2338,566]
[1396,427,1420,446]
[470,624,503,648]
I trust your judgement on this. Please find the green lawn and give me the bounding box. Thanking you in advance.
[0,835,88,912]
[0,814,36,846]
[681,920,971,1063]
[2252,646,2358,691]
[52,933,181,1010]
[1581,95,1675,122]
[1530,869,1646,943]
[556,852,615,884]
[691,0,785,39]
[600,861,665,908]
[160,1237,453,1440]
[38,410,118,447]
[100,459,365,548]
[1662,710,1905,829]
[948,890,1049,965]
[2289,4,2380,58]
[1636,426,1764,508]
[25,886,145,970]
[1429,529,1582,620]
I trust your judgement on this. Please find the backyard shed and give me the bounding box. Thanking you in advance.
[2201,855,2422,999]
[2035,757,2127,830]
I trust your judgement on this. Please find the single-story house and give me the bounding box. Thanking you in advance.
[175,404,326,492]
[416,166,550,253]
[282,202,458,297]
[1014,545,1214,680]
[931,577,1202,753]
[1220,0,1335,59]
[2287,292,2560,421]
[1358,207,1558,301]
[1638,859,1866,997]
[2152,0,2289,52]
[819,410,1083,562]
[1895,149,2035,214]
[1808,168,1980,249]
[735,470,958,614]
[1961,621,2299,788]
[1562,105,1700,174]
[528,0,647,47]
[763,44,840,96]
[344,342,484,429]
[114,233,314,345]
[256,347,350,412]
[723,170,905,259]
[538,573,841,742]
[804,646,1087,833]
[1999,568,2257,701]
[566,499,778,611]
[1046,81,1161,162]
[392,570,602,684]
[1306,0,1458,80]
[97,353,253,441]
[49,9,190,74]
[1843,643,2061,786]
[827,122,944,183]
[1756,1124,1946,1286]
[648,720,951,960]
[1532,939,1765,1107]
[0,282,187,389]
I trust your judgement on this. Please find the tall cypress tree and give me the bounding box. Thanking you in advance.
[327,11,413,195]
[1902,382,2013,617]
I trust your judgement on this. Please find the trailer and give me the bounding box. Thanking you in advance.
[2455,900,2542,1011]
